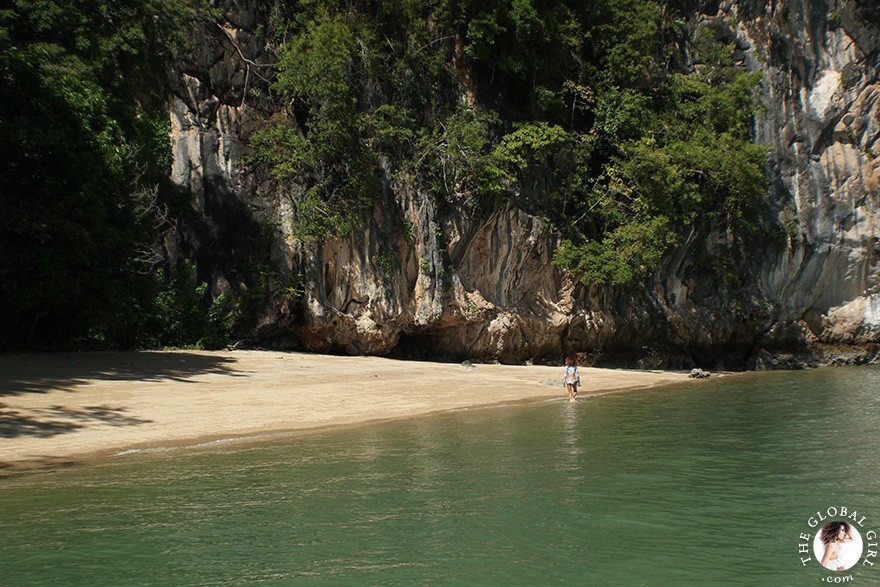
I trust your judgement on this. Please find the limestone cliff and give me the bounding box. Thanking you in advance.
[165,0,880,369]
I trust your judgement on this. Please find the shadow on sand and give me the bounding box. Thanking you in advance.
[0,351,243,396]
[0,404,153,439]
[0,351,243,441]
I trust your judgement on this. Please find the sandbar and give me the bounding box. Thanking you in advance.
[0,350,694,472]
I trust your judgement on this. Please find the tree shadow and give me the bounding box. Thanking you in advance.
[0,406,80,438]
[0,404,153,439]
[0,351,245,442]
[0,351,246,396]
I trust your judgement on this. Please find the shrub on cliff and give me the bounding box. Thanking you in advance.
[249,0,768,286]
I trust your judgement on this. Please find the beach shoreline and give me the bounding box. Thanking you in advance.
[0,350,697,474]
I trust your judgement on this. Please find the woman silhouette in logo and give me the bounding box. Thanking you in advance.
[820,521,854,571]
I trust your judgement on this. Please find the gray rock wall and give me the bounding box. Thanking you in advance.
[742,1,880,356]
[164,0,880,368]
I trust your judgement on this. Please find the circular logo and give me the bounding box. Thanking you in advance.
[812,521,864,572]
[797,506,879,578]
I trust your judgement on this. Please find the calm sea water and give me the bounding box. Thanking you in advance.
[2,367,879,586]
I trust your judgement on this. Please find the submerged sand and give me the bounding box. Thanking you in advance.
[0,350,694,472]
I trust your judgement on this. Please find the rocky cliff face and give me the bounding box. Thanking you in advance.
[740,0,880,365]
[165,0,880,369]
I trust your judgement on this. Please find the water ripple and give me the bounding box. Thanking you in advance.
[1,366,879,585]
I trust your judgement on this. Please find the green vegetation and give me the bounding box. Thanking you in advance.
[252,0,769,285]
[148,261,236,350]
[249,8,380,240]
[2,0,773,350]
[828,12,842,29]
[377,253,393,272]
[0,0,234,350]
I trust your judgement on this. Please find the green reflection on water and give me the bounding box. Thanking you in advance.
[1,367,879,586]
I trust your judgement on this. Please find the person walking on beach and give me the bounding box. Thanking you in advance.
[563,356,580,402]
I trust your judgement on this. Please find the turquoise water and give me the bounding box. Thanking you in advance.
[2,367,880,586]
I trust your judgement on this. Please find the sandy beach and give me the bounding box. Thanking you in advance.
[0,350,694,472]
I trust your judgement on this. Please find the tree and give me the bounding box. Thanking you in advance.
[0,0,190,349]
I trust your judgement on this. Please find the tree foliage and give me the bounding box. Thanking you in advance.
[2,0,773,349]
[250,7,379,239]
[253,0,769,285]
[0,0,226,350]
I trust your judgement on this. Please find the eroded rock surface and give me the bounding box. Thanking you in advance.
[164,1,880,369]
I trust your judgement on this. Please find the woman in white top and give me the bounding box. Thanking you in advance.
[563,356,580,402]
[820,521,854,571]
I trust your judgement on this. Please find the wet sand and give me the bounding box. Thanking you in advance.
[0,350,694,472]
